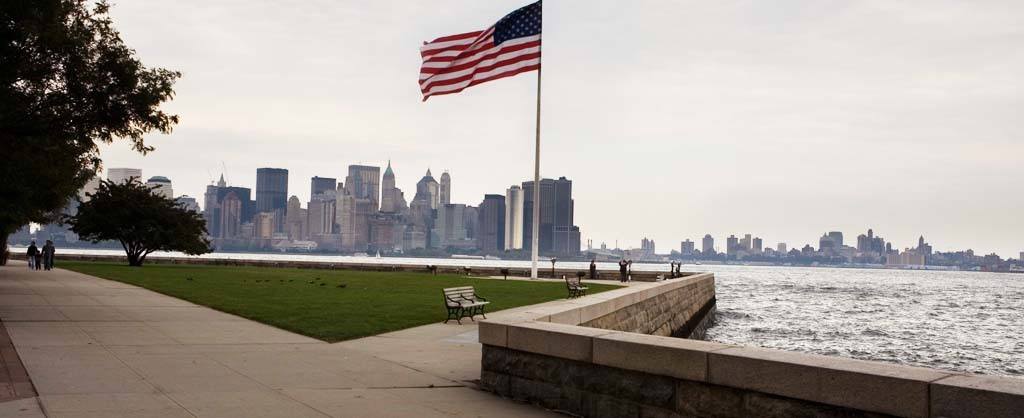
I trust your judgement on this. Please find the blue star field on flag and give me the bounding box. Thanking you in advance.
[494,1,542,46]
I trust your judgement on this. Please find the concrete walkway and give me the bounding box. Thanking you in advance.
[0,262,579,418]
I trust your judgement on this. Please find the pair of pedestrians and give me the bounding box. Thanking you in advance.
[25,241,56,271]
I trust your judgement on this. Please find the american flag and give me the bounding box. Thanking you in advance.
[419,1,541,101]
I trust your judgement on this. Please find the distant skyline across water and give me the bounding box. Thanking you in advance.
[94,0,1023,258]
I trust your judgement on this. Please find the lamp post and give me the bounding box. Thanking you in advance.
[550,258,557,279]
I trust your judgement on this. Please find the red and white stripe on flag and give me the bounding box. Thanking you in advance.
[419,16,541,100]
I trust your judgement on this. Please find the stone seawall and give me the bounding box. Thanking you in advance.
[477,274,1024,418]
[581,275,715,339]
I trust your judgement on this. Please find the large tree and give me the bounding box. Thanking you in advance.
[68,180,210,266]
[0,0,180,264]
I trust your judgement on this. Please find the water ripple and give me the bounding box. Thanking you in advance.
[702,265,1024,378]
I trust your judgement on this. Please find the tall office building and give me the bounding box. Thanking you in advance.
[478,195,505,253]
[310,176,337,199]
[431,204,471,249]
[828,231,844,248]
[819,233,836,253]
[702,234,715,255]
[338,176,375,252]
[726,235,739,257]
[523,177,580,256]
[504,186,524,250]
[752,237,763,253]
[107,168,142,184]
[256,168,288,213]
[439,171,451,205]
[146,176,173,198]
[380,162,400,213]
[219,192,242,239]
[307,189,337,236]
[741,234,752,251]
[414,169,440,209]
[681,240,695,255]
[778,243,788,253]
[285,196,307,240]
[347,165,381,211]
[256,168,288,233]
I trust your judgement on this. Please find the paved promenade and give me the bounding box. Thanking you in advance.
[0,262,583,418]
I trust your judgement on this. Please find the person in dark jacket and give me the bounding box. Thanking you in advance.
[589,260,598,280]
[26,242,38,270]
[618,259,628,283]
[42,240,55,271]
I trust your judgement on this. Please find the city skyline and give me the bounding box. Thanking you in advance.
[81,162,1020,261]
[94,0,1023,258]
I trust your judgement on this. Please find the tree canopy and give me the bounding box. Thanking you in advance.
[0,0,180,263]
[69,180,210,266]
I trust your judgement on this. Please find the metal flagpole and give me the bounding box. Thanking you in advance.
[530,7,543,280]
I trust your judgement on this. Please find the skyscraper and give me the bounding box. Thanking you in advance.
[522,177,580,256]
[702,234,714,255]
[726,235,739,257]
[828,231,844,248]
[505,185,524,250]
[257,168,288,233]
[347,165,381,211]
[310,176,337,199]
[741,234,752,251]
[107,168,142,184]
[778,243,788,253]
[146,176,173,198]
[219,191,242,239]
[681,240,695,255]
[439,171,451,205]
[255,168,288,214]
[380,162,399,213]
[431,204,471,249]
[478,194,506,253]
[414,169,440,209]
[752,237,763,253]
[285,196,307,240]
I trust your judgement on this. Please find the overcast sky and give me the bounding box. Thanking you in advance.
[98,0,1023,258]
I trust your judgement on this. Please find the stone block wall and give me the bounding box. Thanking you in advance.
[482,345,900,418]
[478,275,1024,418]
[581,276,715,338]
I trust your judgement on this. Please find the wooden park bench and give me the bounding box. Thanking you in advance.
[565,275,589,299]
[442,286,490,324]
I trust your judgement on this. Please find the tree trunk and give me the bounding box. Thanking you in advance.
[0,232,9,266]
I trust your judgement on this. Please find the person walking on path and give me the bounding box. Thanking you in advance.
[589,259,598,280]
[627,259,633,282]
[42,240,55,271]
[33,245,43,270]
[618,259,628,283]
[26,242,38,270]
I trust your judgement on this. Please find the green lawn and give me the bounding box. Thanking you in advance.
[60,261,619,342]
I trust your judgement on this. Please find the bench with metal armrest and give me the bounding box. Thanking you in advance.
[565,275,589,299]
[442,286,490,324]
